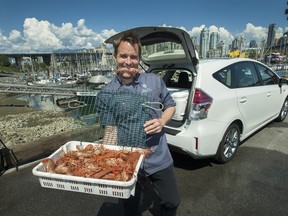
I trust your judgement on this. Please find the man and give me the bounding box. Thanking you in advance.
[96,32,180,216]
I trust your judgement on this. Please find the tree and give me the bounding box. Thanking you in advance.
[248,50,256,59]
[0,55,11,67]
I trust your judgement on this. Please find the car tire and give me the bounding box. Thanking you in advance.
[215,123,240,164]
[275,97,288,122]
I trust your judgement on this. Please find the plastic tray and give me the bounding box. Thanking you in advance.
[32,141,144,199]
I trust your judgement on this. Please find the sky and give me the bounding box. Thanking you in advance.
[0,0,288,53]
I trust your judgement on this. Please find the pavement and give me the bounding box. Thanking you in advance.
[0,118,288,216]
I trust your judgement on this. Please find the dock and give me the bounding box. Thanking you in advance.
[0,83,86,96]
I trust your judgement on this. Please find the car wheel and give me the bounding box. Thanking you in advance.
[275,97,288,122]
[215,123,240,164]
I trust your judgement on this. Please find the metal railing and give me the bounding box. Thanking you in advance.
[0,83,78,96]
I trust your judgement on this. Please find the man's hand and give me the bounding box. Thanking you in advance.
[144,106,176,134]
[144,118,164,134]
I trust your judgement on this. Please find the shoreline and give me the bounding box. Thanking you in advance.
[0,93,34,117]
[0,92,82,165]
[0,74,101,171]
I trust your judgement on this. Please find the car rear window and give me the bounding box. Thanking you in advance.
[141,42,186,63]
[213,62,260,88]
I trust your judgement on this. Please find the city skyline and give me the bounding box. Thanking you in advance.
[0,0,288,53]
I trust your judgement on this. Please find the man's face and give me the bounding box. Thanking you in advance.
[115,41,140,83]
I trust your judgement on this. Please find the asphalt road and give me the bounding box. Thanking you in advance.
[1,118,288,216]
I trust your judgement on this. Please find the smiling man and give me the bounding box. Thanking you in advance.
[95,32,180,216]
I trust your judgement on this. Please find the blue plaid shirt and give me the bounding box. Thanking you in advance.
[96,72,176,176]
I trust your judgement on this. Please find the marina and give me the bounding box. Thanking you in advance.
[0,70,103,111]
[0,45,115,113]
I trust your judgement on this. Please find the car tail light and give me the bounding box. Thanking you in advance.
[190,89,213,120]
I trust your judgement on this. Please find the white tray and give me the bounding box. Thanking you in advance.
[32,141,144,199]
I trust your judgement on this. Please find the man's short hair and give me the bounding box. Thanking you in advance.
[113,32,142,57]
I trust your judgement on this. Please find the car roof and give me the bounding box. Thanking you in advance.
[198,58,262,72]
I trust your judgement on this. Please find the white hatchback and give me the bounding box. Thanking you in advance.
[106,26,288,163]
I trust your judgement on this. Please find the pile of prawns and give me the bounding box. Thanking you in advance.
[41,144,149,182]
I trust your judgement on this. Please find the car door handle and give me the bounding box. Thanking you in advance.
[267,91,272,97]
[239,97,247,103]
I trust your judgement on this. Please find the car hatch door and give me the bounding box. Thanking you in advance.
[105,26,199,70]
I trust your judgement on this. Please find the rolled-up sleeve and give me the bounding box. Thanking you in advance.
[159,78,176,111]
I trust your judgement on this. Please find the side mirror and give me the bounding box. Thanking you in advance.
[278,78,288,88]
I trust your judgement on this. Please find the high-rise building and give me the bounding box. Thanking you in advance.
[249,40,257,48]
[199,27,209,59]
[219,41,229,57]
[209,32,219,50]
[266,23,276,49]
[231,36,244,50]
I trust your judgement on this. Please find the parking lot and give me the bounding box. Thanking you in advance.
[1,117,288,216]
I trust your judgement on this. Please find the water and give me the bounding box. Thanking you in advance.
[17,94,99,126]
[18,94,65,111]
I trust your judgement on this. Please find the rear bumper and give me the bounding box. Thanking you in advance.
[165,120,229,159]
[167,144,212,159]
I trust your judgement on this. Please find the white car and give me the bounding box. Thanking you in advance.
[106,26,288,163]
